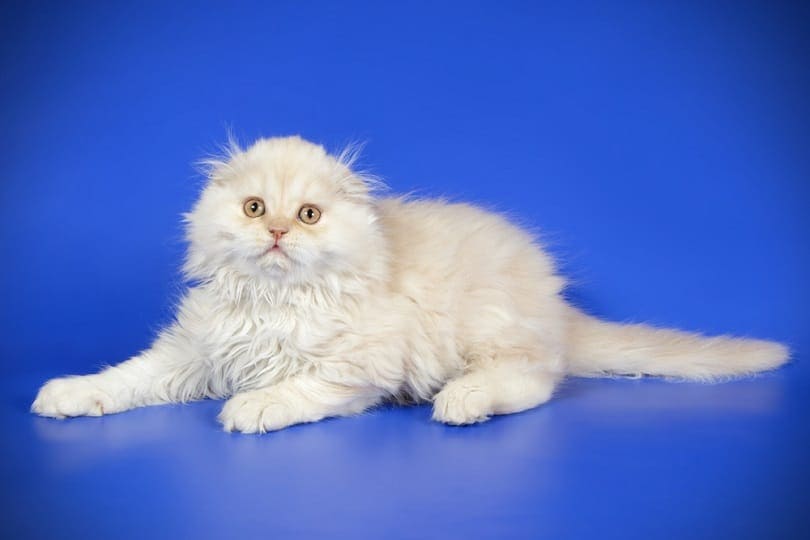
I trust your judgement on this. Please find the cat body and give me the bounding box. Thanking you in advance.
[32,137,788,432]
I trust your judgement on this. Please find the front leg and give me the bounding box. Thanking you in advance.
[32,325,206,418]
[219,374,384,434]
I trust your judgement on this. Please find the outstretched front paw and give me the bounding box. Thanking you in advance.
[32,377,115,418]
[218,390,294,434]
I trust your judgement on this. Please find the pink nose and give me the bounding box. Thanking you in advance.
[269,228,288,242]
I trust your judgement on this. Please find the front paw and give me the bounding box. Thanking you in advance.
[32,377,115,419]
[432,382,492,425]
[218,391,294,434]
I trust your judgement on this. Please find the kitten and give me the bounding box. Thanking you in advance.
[31,136,789,432]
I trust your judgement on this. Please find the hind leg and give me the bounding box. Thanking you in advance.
[432,360,561,425]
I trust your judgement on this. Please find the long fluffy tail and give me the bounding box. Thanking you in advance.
[565,308,789,380]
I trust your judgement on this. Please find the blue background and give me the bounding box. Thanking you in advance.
[1,1,808,538]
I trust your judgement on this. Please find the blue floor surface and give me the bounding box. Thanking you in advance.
[3,363,807,539]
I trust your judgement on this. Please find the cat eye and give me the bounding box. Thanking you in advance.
[298,204,321,225]
[243,198,265,218]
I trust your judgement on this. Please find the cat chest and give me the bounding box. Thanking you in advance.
[204,306,337,390]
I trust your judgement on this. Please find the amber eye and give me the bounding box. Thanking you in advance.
[298,204,321,224]
[243,198,265,218]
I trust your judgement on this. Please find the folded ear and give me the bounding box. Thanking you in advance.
[333,141,384,202]
[195,132,244,186]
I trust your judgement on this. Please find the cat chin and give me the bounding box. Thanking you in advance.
[255,258,294,276]
[253,257,317,284]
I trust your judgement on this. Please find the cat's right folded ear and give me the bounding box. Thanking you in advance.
[194,132,244,185]
[333,141,386,203]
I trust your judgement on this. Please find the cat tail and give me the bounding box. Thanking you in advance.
[564,307,789,381]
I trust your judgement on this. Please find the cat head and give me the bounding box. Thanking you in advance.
[184,136,387,290]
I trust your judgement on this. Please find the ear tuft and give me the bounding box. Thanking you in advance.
[194,130,244,183]
[333,141,386,202]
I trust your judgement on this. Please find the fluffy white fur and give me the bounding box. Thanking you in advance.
[32,136,790,432]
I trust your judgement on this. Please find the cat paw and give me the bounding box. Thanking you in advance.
[218,391,294,434]
[31,377,115,418]
[432,382,492,425]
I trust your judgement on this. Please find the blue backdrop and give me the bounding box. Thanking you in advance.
[1,1,808,539]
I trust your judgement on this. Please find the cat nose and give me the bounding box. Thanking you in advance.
[269,228,288,242]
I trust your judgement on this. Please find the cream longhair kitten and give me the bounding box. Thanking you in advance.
[32,136,789,432]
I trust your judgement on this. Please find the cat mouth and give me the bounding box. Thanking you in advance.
[264,245,288,257]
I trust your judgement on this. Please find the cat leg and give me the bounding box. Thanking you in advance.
[32,326,207,418]
[219,375,384,433]
[432,360,561,425]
